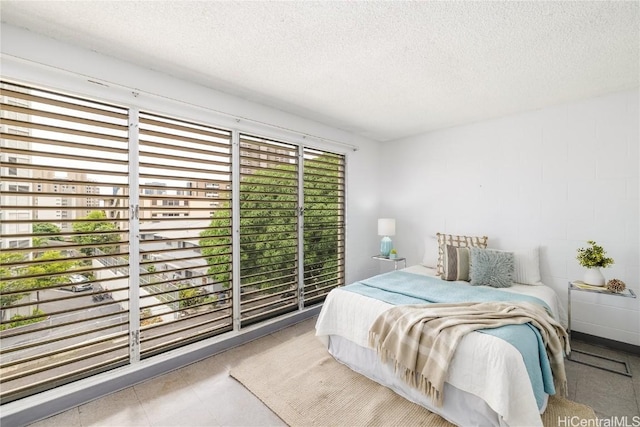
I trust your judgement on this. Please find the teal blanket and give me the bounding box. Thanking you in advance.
[344,271,555,409]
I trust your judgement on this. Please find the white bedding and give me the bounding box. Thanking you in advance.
[315,265,567,427]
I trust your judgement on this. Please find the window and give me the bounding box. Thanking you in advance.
[0,80,130,403]
[8,240,29,248]
[137,111,233,357]
[239,134,299,326]
[0,80,346,404]
[302,148,345,306]
[7,157,17,176]
[237,135,346,324]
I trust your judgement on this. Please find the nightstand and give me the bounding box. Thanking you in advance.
[372,255,407,270]
[567,281,636,376]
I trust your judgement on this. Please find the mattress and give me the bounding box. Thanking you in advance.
[315,265,566,427]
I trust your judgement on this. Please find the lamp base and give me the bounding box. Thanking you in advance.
[380,236,392,257]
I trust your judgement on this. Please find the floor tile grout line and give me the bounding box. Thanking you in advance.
[131,384,153,427]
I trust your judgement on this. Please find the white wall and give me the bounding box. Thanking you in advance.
[0,24,382,285]
[3,25,637,344]
[380,90,640,345]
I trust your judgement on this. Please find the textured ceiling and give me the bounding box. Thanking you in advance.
[1,1,638,142]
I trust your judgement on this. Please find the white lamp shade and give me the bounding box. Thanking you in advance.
[378,218,396,236]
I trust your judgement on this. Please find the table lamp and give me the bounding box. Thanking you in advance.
[378,218,395,257]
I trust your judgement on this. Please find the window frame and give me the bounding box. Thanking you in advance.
[0,77,349,405]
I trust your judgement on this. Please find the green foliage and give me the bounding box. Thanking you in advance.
[33,223,64,247]
[140,308,163,326]
[240,162,298,291]
[576,240,614,268]
[33,222,63,236]
[178,284,213,309]
[72,211,120,255]
[0,250,80,322]
[0,252,30,310]
[25,250,80,288]
[302,154,343,289]
[200,153,343,297]
[0,308,46,330]
[199,207,233,288]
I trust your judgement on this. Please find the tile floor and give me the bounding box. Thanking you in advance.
[566,339,640,421]
[27,318,640,426]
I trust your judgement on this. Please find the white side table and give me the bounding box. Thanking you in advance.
[372,255,407,271]
[567,281,636,377]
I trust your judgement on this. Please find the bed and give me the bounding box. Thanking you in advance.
[315,263,568,427]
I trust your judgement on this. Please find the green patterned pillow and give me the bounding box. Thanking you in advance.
[469,247,515,288]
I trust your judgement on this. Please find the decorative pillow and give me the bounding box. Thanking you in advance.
[436,233,488,275]
[442,245,470,281]
[421,236,438,268]
[512,247,542,285]
[469,247,515,288]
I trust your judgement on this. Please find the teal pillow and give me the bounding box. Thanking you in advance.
[469,247,515,288]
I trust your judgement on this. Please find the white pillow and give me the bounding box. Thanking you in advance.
[421,236,438,268]
[512,247,542,285]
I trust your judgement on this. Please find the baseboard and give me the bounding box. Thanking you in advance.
[571,331,640,355]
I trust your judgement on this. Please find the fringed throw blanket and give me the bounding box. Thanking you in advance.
[368,301,569,407]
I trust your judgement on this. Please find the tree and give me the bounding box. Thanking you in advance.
[200,164,298,294]
[0,250,80,322]
[199,153,343,298]
[72,210,121,255]
[199,208,232,288]
[33,222,64,247]
[33,223,63,240]
[25,250,80,289]
[302,154,343,291]
[0,252,30,321]
[237,163,298,292]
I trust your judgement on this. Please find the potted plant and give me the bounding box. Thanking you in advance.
[389,249,398,259]
[576,240,614,286]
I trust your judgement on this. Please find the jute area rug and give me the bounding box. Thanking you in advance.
[230,330,597,427]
